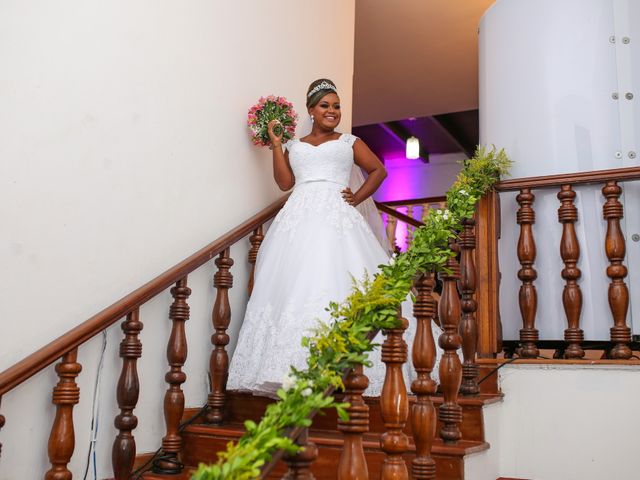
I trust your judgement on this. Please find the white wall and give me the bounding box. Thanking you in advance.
[0,1,356,477]
[479,0,640,340]
[468,364,640,480]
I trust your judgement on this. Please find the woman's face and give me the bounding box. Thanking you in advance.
[309,92,341,130]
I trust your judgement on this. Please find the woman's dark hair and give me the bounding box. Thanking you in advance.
[306,78,338,108]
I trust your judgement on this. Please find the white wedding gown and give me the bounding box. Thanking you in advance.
[227,133,443,396]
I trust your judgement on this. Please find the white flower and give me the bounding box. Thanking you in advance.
[389,253,397,265]
[459,189,468,195]
[282,373,296,392]
[443,213,449,220]
[301,387,313,397]
[436,209,443,215]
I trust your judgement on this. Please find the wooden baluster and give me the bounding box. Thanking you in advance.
[516,189,539,358]
[112,309,143,479]
[283,428,318,480]
[155,277,191,474]
[247,226,264,296]
[421,203,430,222]
[438,244,462,443]
[337,365,369,480]
[406,205,415,246]
[380,314,410,479]
[207,249,234,424]
[459,218,480,395]
[0,396,4,460]
[45,348,82,480]
[602,182,632,359]
[386,214,398,251]
[411,273,438,480]
[557,185,585,359]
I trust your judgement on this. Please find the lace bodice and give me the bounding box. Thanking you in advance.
[285,133,358,186]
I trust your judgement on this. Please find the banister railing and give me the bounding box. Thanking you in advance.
[376,195,445,251]
[477,165,640,359]
[1,187,482,479]
[0,194,287,477]
[0,195,287,397]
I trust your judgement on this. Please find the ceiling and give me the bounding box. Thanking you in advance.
[352,0,496,127]
[353,109,479,161]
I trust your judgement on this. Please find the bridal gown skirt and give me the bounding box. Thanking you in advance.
[227,180,443,396]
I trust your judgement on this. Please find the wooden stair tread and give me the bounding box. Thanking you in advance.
[217,391,501,444]
[141,391,500,480]
[182,422,489,456]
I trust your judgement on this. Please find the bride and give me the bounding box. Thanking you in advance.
[227,79,436,396]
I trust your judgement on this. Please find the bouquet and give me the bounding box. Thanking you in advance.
[247,95,298,147]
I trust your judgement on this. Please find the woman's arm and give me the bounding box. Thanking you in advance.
[268,120,295,191]
[342,138,387,206]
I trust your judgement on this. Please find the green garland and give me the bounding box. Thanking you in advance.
[193,146,512,480]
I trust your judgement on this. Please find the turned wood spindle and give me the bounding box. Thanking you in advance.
[386,214,398,251]
[283,428,318,480]
[45,348,82,480]
[459,217,480,395]
[421,203,430,222]
[0,396,4,460]
[155,277,191,474]
[438,244,463,443]
[602,182,632,359]
[380,314,410,479]
[411,273,438,480]
[516,189,539,358]
[406,205,415,246]
[247,226,264,296]
[337,365,369,480]
[207,249,234,424]
[557,185,585,359]
[112,309,143,479]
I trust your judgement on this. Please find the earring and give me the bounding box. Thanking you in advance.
[310,115,314,123]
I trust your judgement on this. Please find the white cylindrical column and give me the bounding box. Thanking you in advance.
[479,0,639,341]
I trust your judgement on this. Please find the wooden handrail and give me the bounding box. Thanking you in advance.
[376,202,424,228]
[496,166,640,192]
[380,195,447,207]
[0,195,288,396]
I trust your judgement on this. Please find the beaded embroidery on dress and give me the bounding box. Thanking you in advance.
[227,133,444,396]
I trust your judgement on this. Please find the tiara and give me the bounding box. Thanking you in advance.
[307,81,337,98]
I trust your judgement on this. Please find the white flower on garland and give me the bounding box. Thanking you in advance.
[282,373,297,392]
[301,387,313,397]
[389,253,397,266]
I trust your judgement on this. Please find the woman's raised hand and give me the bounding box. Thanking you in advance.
[267,119,283,147]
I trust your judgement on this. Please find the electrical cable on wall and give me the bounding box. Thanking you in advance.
[82,330,108,480]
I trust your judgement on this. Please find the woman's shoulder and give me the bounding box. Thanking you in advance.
[339,132,358,147]
[283,138,300,151]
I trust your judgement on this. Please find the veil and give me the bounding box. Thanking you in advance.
[349,165,393,256]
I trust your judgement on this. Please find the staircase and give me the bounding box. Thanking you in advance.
[143,380,501,480]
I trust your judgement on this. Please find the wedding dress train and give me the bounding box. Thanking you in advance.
[227,133,443,396]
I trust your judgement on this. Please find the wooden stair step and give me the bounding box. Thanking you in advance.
[176,422,488,480]
[221,391,502,443]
